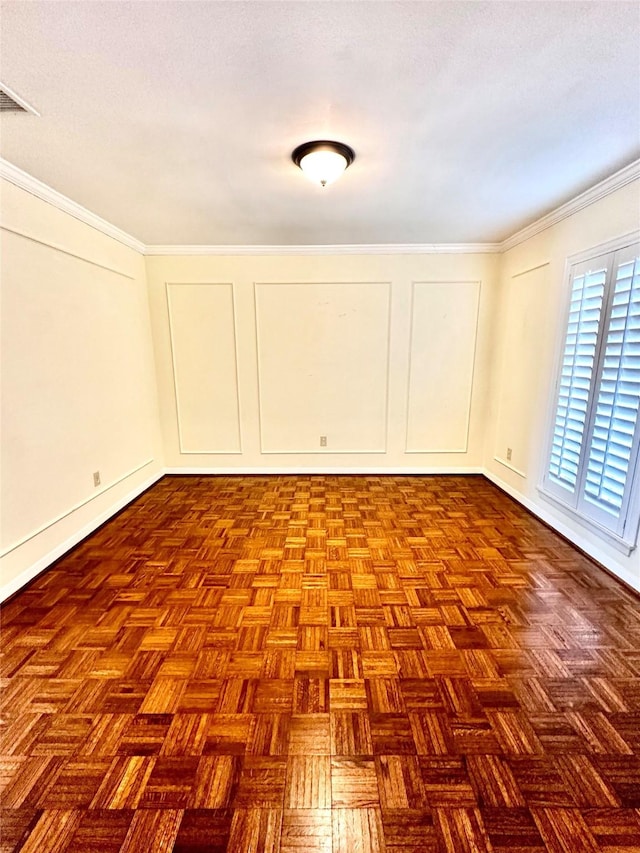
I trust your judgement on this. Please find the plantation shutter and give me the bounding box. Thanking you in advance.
[581,250,640,527]
[547,258,608,495]
[544,239,640,546]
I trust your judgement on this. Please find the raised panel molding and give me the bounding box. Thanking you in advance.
[254,281,391,456]
[405,281,480,453]
[493,264,550,477]
[0,225,135,279]
[2,231,156,548]
[166,282,242,454]
[494,455,526,478]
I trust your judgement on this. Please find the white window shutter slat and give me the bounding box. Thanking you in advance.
[548,268,606,491]
[583,256,640,519]
[544,241,640,546]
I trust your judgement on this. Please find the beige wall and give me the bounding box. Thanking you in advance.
[0,180,163,599]
[484,179,640,592]
[145,253,499,472]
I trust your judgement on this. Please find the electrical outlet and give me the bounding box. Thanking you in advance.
[320,435,327,447]
[93,471,101,487]
[506,448,512,462]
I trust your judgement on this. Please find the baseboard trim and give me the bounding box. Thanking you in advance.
[1,458,156,558]
[3,466,636,603]
[164,466,485,475]
[0,470,164,603]
[482,469,640,594]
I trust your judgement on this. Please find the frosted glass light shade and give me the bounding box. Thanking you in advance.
[299,149,348,186]
[292,141,355,188]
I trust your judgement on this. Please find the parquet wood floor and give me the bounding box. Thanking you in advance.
[2,474,640,852]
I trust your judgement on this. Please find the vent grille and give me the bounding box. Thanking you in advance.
[0,85,39,115]
[0,90,26,112]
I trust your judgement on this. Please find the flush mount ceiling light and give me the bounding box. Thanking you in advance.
[292,140,355,187]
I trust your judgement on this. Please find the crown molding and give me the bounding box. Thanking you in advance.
[0,158,145,254]
[144,242,501,256]
[501,158,640,253]
[2,156,638,258]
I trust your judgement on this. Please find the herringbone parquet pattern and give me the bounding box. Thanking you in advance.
[1,474,640,852]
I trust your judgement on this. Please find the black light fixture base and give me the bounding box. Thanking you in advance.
[291,140,356,168]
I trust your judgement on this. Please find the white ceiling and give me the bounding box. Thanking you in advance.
[1,1,639,246]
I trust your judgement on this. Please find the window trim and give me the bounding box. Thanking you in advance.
[539,229,640,553]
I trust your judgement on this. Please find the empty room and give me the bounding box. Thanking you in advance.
[1,1,640,851]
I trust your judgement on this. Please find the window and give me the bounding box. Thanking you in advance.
[543,237,640,549]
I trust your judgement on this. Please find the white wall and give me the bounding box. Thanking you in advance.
[145,253,498,473]
[484,179,640,593]
[0,180,163,599]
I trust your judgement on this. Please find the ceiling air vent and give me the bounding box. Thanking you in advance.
[0,91,26,112]
[0,84,39,115]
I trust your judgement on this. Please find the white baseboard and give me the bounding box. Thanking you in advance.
[1,458,156,558]
[483,469,640,594]
[2,465,480,602]
[164,466,485,475]
[3,466,636,603]
[0,470,164,602]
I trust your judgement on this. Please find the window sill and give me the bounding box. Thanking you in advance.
[537,486,637,556]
